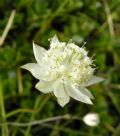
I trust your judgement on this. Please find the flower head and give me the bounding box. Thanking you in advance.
[21,35,104,107]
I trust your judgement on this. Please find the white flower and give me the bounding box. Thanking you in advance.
[21,35,104,107]
[83,113,100,127]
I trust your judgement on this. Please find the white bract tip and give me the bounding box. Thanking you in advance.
[21,35,104,107]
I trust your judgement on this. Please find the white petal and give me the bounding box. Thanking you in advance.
[66,85,93,104]
[53,83,68,98]
[57,97,70,107]
[78,87,94,99]
[33,42,46,64]
[35,81,54,93]
[86,76,104,86]
[50,35,60,47]
[21,63,45,80]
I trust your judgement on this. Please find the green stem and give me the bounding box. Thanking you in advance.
[102,0,115,39]
[0,79,9,136]
[6,108,35,118]
[12,114,24,136]
[25,94,51,136]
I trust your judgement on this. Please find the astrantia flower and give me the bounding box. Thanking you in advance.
[21,35,104,107]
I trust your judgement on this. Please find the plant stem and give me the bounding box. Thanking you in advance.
[17,68,23,96]
[0,10,16,47]
[0,114,82,127]
[25,94,51,136]
[6,108,35,118]
[0,79,9,136]
[102,0,115,39]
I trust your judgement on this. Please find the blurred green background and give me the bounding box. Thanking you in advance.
[0,0,120,136]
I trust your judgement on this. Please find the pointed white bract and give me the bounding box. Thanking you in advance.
[33,42,46,65]
[57,97,70,107]
[50,34,60,47]
[86,76,104,86]
[21,35,104,107]
[21,63,45,80]
[35,81,54,93]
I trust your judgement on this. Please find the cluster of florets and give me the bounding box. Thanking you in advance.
[43,41,94,87]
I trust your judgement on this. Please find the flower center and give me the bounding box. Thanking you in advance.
[43,42,94,86]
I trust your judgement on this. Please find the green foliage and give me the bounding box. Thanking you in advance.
[0,0,120,135]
